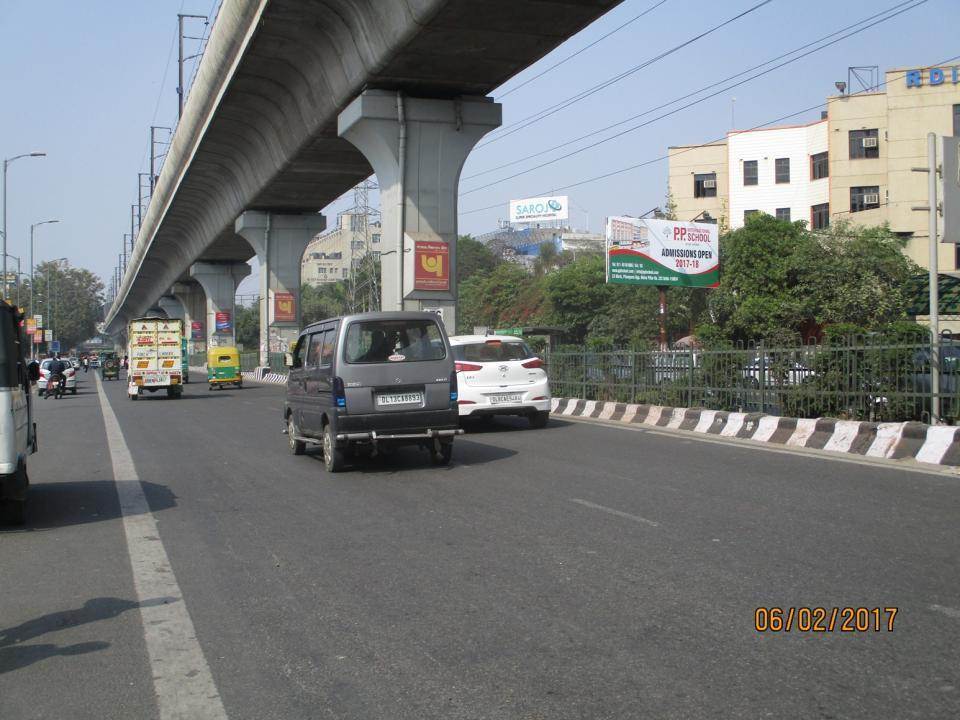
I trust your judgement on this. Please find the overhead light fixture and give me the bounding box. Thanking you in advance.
[835,81,847,95]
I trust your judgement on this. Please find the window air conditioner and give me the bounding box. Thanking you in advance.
[863,193,880,205]
[703,179,717,189]
[862,137,878,148]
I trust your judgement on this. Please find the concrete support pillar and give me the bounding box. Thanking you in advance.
[157,294,184,321]
[338,90,502,333]
[172,281,207,355]
[189,262,250,349]
[236,211,326,366]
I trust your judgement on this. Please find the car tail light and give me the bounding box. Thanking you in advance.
[333,376,346,408]
[457,400,476,405]
[532,396,546,401]
[522,358,544,369]
[455,362,482,373]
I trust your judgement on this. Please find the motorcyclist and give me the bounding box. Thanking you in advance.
[46,353,66,398]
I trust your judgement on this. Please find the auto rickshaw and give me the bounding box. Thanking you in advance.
[207,346,242,390]
[100,352,120,381]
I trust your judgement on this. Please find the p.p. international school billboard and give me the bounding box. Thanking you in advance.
[605,217,719,288]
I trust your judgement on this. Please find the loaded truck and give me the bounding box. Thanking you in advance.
[127,317,184,400]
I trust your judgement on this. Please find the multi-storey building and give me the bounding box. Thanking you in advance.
[301,213,381,286]
[668,63,960,272]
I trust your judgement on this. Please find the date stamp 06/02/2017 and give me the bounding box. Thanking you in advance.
[755,607,898,633]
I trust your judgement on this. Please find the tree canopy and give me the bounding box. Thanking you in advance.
[29,261,105,350]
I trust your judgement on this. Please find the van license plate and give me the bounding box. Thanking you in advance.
[490,393,523,405]
[376,392,423,406]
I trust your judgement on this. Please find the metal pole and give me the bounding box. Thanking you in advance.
[657,286,668,351]
[29,223,34,316]
[2,159,7,301]
[929,132,940,424]
[150,127,157,196]
[177,13,185,120]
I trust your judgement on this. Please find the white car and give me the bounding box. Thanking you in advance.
[450,335,550,428]
[37,359,77,395]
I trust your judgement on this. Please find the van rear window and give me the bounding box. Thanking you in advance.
[344,320,445,363]
[453,341,533,362]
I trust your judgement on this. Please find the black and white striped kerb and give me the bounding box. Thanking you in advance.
[550,399,960,468]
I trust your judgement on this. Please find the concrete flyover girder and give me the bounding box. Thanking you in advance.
[104,0,625,335]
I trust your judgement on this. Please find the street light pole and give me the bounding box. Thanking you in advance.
[2,152,46,300]
[30,219,59,318]
[177,14,208,121]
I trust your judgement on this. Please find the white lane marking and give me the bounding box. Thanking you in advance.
[823,420,862,453]
[570,498,659,527]
[930,604,960,619]
[693,409,717,434]
[867,422,904,458]
[786,417,818,447]
[917,426,958,465]
[720,412,745,437]
[94,375,228,720]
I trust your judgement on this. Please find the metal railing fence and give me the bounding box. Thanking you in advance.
[545,332,960,423]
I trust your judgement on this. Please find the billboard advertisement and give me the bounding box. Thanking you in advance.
[605,217,719,288]
[414,241,450,291]
[215,311,231,332]
[273,292,296,323]
[509,195,569,224]
[34,314,43,329]
[191,321,204,340]
[25,318,36,335]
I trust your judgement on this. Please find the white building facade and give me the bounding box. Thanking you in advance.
[727,120,829,229]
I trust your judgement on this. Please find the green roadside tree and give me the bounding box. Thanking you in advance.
[456,235,499,285]
[30,261,105,350]
[235,303,260,350]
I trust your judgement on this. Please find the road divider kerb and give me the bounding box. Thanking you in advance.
[549,398,960,468]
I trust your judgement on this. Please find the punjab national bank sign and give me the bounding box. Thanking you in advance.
[605,217,719,288]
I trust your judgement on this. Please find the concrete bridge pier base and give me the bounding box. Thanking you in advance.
[173,281,207,355]
[236,211,326,366]
[190,262,251,350]
[338,90,502,333]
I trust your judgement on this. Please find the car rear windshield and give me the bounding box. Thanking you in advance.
[453,340,534,362]
[344,319,446,364]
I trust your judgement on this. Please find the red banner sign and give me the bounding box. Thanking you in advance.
[414,241,450,291]
[273,292,296,323]
[191,321,203,340]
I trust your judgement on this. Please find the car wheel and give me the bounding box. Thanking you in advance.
[322,423,345,472]
[130,394,138,401]
[529,411,549,429]
[288,416,305,456]
[431,440,453,466]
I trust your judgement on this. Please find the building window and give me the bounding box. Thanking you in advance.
[811,152,829,180]
[848,129,879,159]
[372,234,381,244]
[811,203,829,230]
[744,209,759,223]
[316,267,327,274]
[743,160,758,186]
[954,104,960,136]
[775,158,790,184]
[850,186,881,213]
[342,268,348,277]
[693,172,717,198]
[372,251,381,260]
[775,207,791,222]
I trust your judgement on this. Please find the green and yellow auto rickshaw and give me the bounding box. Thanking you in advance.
[100,352,120,381]
[207,346,242,390]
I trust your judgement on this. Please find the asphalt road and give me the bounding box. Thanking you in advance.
[2,371,960,719]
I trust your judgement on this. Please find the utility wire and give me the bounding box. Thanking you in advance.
[460,0,927,196]
[463,0,921,183]
[479,0,775,148]
[497,0,671,99]
[459,56,960,217]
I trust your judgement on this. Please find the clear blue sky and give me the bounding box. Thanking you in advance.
[0,0,954,296]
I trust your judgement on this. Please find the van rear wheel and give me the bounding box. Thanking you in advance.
[2,499,25,526]
[322,424,345,472]
[529,411,549,429]
[431,440,453,466]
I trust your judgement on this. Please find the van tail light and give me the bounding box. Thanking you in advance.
[455,362,482,373]
[522,358,544,369]
[333,376,346,408]
[450,371,458,403]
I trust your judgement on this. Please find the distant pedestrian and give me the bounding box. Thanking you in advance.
[82,357,89,373]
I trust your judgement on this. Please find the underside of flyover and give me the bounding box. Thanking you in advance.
[106,0,624,334]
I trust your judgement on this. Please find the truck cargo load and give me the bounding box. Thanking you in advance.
[127,317,184,400]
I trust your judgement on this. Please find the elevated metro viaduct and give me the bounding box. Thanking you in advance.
[105,0,624,361]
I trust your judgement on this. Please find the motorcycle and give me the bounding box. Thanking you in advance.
[44,372,65,400]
